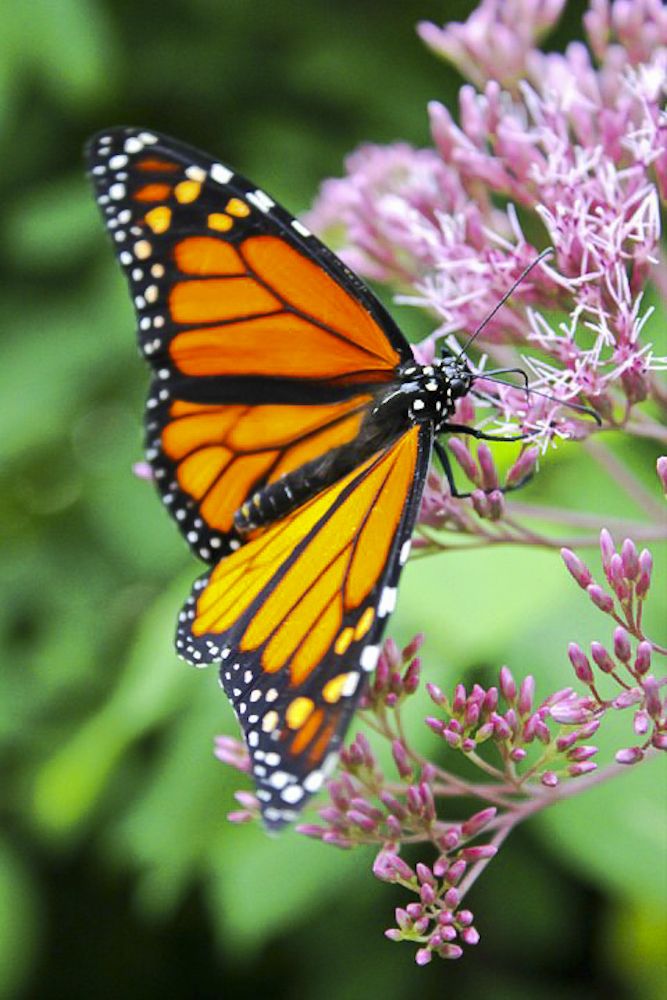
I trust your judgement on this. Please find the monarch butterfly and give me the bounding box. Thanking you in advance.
[87,128,529,830]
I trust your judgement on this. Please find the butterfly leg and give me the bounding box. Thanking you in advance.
[435,435,536,499]
[440,422,528,444]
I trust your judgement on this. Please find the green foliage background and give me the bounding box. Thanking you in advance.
[1,1,665,997]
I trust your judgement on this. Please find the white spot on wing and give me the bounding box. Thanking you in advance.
[282,785,304,804]
[378,586,397,618]
[303,771,324,793]
[360,645,380,672]
[342,673,360,696]
[247,189,275,213]
[291,219,311,237]
[186,165,207,182]
[211,163,233,185]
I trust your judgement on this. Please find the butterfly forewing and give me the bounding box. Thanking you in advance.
[87,127,413,560]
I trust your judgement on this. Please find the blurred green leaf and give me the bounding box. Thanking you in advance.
[604,897,667,1000]
[7,177,99,271]
[12,0,120,108]
[29,572,197,839]
[0,838,41,999]
[205,824,373,952]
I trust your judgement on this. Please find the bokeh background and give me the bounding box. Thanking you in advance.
[2,1,665,997]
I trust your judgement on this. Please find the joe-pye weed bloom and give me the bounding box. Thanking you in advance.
[217,0,666,965]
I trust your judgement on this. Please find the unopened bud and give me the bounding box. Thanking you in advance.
[568,643,594,684]
[561,548,592,588]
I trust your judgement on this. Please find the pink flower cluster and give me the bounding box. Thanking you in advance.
[305,0,666,445]
[218,527,665,961]
[214,0,666,967]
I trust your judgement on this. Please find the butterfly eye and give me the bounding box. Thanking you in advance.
[449,374,470,398]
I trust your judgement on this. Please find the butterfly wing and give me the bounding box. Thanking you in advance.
[87,127,413,559]
[178,425,432,829]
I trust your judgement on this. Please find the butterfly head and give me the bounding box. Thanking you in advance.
[387,357,474,430]
[438,355,474,405]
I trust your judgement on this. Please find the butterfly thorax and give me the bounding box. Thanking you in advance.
[372,358,474,432]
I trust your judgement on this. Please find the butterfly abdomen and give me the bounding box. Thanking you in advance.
[233,427,390,534]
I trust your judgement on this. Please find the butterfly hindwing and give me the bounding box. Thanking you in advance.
[177,425,432,829]
[87,128,413,560]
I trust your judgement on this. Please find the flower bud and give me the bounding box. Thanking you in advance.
[567,745,598,762]
[541,771,559,787]
[464,700,480,727]
[403,657,421,694]
[483,686,499,713]
[499,666,517,702]
[477,444,499,491]
[461,807,497,837]
[634,641,652,676]
[386,637,403,669]
[374,851,415,883]
[587,584,614,613]
[487,489,505,521]
[441,944,463,960]
[518,676,535,715]
[550,700,592,724]
[471,489,490,518]
[379,790,407,820]
[491,713,512,739]
[612,688,643,710]
[416,862,435,885]
[613,627,632,663]
[452,684,467,714]
[621,538,639,580]
[561,548,592,588]
[574,719,601,739]
[448,436,480,484]
[642,675,662,719]
[608,554,628,599]
[460,844,497,861]
[657,456,667,495]
[444,887,460,909]
[461,926,480,945]
[651,732,667,751]
[445,860,467,884]
[599,528,615,569]
[636,550,653,598]
[591,641,615,673]
[568,643,594,684]
[426,682,447,707]
[402,633,424,660]
[391,739,413,779]
[420,882,436,906]
[568,761,598,777]
[615,746,644,765]
[555,730,577,752]
[296,823,326,839]
[506,446,539,487]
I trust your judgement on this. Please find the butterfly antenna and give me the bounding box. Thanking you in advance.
[456,248,553,360]
[480,374,602,425]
